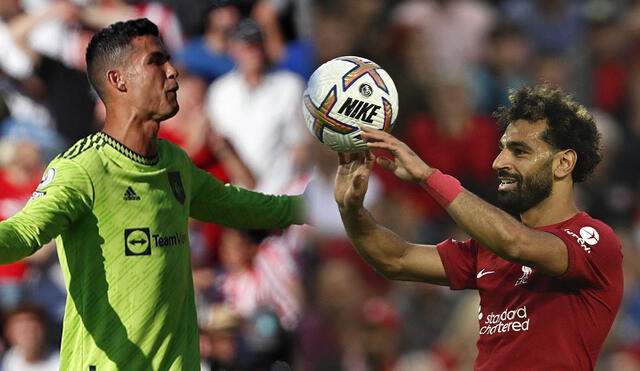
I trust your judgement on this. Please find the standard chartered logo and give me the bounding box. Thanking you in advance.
[479,305,530,335]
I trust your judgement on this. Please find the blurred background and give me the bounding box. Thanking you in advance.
[0,0,639,370]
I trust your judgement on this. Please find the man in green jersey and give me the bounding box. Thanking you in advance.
[0,18,306,370]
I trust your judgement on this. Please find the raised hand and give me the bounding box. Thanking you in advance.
[359,125,432,184]
[334,151,375,213]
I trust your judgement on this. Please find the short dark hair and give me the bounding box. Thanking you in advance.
[494,85,602,183]
[3,302,47,326]
[85,18,159,100]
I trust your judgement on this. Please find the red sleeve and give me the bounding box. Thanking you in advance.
[436,238,479,290]
[546,220,622,288]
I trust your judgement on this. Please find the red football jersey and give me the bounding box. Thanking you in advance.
[437,212,623,370]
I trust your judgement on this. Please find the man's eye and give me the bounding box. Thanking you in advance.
[150,55,167,64]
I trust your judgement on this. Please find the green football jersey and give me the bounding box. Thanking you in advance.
[0,132,304,370]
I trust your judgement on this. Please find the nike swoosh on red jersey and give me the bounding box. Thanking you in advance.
[477,269,496,278]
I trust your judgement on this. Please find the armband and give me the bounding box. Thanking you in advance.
[420,170,464,208]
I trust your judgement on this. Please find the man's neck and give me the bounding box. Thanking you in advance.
[102,111,160,157]
[520,183,579,227]
[244,69,264,88]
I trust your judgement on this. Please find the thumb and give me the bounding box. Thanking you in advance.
[353,173,367,192]
[376,156,396,172]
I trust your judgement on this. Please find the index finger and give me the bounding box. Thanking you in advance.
[358,125,394,142]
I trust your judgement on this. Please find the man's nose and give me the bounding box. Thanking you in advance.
[492,149,509,171]
[166,62,179,79]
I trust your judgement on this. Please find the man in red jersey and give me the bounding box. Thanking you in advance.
[335,85,623,370]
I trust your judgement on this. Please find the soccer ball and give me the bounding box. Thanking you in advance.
[302,56,399,152]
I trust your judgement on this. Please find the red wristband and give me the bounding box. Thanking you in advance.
[420,170,464,208]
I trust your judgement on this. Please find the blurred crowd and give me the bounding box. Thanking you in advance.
[0,0,639,370]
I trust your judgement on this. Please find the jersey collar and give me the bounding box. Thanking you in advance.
[95,132,159,166]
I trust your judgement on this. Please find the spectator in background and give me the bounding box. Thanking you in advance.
[503,0,585,53]
[216,228,303,331]
[177,0,314,83]
[390,0,496,75]
[533,51,571,90]
[0,138,42,311]
[294,258,378,369]
[0,0,69,157]
[82,0,184,52]
[584,16,629,117]
[176,0,239,84]
[472,22,532,114]
[252,0,314,80]
[1,303,59,371]
[205,19,310,193]
[200,303,244,371]
[8,12,98,145]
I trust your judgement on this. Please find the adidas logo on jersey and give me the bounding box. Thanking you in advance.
[123,186,141,201]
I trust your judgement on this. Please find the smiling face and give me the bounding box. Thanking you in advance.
[122,35,179,121]
[493,119,557,214]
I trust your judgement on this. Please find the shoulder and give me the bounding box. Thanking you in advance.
[180,37,205,52]
[206,71,241,99]
[57,133,103,161]
[268,70,304,87]
[50,133,105,177]
[158,139,191,163]
[557,212,619,253]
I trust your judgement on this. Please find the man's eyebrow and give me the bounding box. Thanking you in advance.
[505,140,533,151]
[147,50,171,61]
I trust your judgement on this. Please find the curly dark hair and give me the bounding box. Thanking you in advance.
[494,85,602,183]
[85,18,159,100]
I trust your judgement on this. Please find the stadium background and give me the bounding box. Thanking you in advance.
[0,0,639,369]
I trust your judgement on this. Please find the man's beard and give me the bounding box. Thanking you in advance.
[496,160,553,215]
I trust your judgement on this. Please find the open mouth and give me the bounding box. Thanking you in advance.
[498,177,519,191]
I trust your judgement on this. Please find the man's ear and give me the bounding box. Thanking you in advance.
[553,149,577,179]
[107,70,127,92]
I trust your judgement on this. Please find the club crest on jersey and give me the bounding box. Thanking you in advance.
[515,266,533,286]
[168,171,185,204]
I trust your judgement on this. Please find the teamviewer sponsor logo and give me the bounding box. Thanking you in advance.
[479,305,530,335]
[124,228,186,256]
[125,228,151,256]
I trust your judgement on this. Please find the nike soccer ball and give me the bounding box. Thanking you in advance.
[302,56,399,152]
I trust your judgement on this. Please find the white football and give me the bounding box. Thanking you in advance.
[302,56,399,152]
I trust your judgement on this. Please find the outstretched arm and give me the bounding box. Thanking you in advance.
[189,164,306,229]
[0,160,92,263]
[335,151,448,285]
[359,125,568,276]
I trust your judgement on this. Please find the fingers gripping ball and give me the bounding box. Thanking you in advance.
[303,56,399,152]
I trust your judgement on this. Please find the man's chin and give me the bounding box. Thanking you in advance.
[158,105,180,122]
[496,190,522,214]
